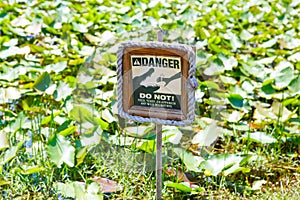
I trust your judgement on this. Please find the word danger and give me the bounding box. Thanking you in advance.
[140,93,175,101]
[132,55,181,69]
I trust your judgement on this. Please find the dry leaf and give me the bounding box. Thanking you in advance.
[91,177,123,193]
[163,167,195,184]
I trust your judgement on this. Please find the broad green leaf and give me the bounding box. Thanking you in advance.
[291,0,300,7]
[4,111,29,133]
[45,61,67,74]
[162,126,182,145]
[0,89,6,104]
[3,38,18,47]
[76,146,91,167]
[241,63,268,79]
[221,110,244,123]
[98,118,109,131]
[86,182,101,195]
[0,46,30,59]
[79,46,95,56]
[72,22,89,33]
[250,180,267,190]
[0,131,9,150]
[255,56,276,65]
[223,164,251,176]
[253,105,277,122]
[124,125,155,138]
[241,80,255,93]
[242,132,276,144]
[240,30,253,41]
[288,51,300,62]
[25,23,42,34]
[192,122,224,146]
[222,154,251,175]
[47,134,75,168]
[200,154,245,176]
[288,75,300,95]
[54,81,74,101]
[18,166,46,175]
[69,58,85,66]
[229,85,249,99]
[174,148,204,172]
[99,31,115,46]
[201,81,220,89]
[203,60,224,75]
[41,112,61,125]
[271,101,297,122]
[0,180,10,186]
[219,54,238,71]
[84,34,102,44]
[56,182,76,198]
[45,84,57,95]
[261,82,276,95]
[101,109,115,123]
[26,44,46,53]
[260,38,277,48]
[11,15,30,27]
[220,75,237,85]
[228,32,242,50]
[73,181,88,200]
[6,24,26,36]
[137,139,156,153]
[110,135,135,146]
[58,126,77,137]
[280,35,300,49]
[33,72,51,92]
[165,181,192,193]
[70,105,99,125]
[1,142,24,165]
[102,53,117,63]
[227,94,244,108]
[4,87,21,100]
[271,61,294,90]
[80,127,102,146]
[195,89,205,103]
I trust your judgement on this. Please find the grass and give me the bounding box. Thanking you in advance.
[1,97,299,199]
[1,0,300,199]
[1,119,300,199]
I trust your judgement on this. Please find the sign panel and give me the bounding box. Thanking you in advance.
[117,42,196,125]
[131,55,181,110]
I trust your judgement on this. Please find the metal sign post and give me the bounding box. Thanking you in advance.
[156,123,163,200]
[156,29,163,200]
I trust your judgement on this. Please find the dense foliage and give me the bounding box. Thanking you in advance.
[0,0,300,199]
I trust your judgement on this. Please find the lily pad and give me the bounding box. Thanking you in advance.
[33,72,51,92]
[174,148,204,172]
[227,94,244,108]
[0,131,9,150]
[271,61,294,90]
[242,132,277,144]
[192,122,224,146]
[47,134,75,168]
[200,154,247,176]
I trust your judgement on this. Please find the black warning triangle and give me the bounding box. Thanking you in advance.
[132,57,141,66]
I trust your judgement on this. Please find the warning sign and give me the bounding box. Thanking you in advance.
[118,43,195,123]
[131,55,182,109]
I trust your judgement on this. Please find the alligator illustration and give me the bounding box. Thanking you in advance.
[156,72,181,86]
[132,68,155,92]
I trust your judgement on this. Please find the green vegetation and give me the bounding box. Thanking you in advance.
[1,0,300,199]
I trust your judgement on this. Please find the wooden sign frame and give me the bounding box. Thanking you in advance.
[117,42,196,125]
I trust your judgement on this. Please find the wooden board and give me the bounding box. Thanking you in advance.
[121,46,191,121]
